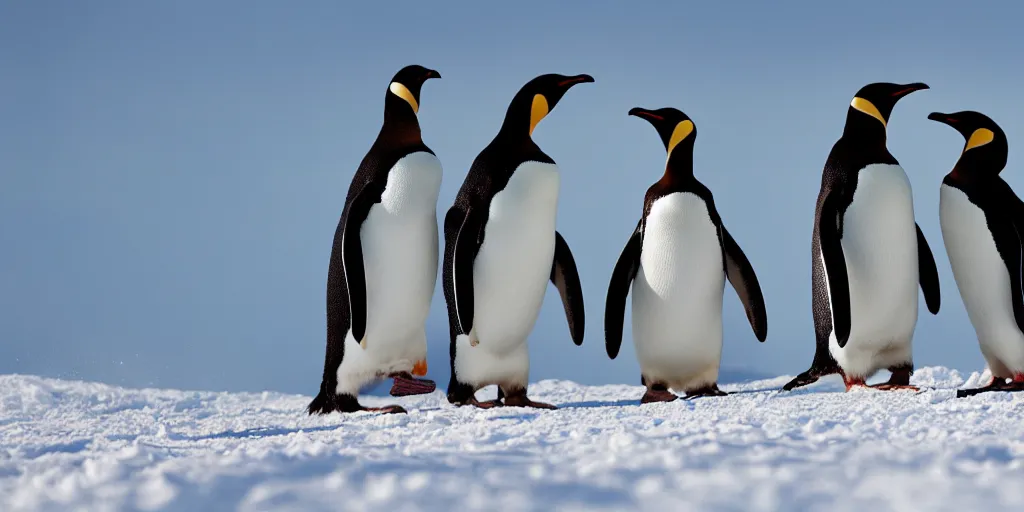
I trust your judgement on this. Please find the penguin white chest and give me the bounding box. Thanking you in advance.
[358,151,442,360]
[940,184,1024,375]
[631,192,725,390]
[471,161,560,352]
[828,163,919,376]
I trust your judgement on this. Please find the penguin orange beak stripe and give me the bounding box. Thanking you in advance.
[412,359,428,377]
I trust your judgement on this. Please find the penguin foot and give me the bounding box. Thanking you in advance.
[307,390,407,415]
[957,376,1024,398]
[389,373,437,396]
[503,396,557,409]
[843,376,868,391]
[683,384,728,400]
[469,398,503,409]
[783,366,839,391]
[869,383,919,392]
[640,389,678,404]
[362,404,408,414]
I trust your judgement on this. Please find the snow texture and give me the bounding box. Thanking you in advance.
[1,367,1022,511]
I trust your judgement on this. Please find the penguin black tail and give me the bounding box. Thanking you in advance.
[307,389,333,415]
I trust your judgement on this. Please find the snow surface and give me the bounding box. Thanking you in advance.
[1,367,1022,511]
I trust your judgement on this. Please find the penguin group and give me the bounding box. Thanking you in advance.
[308,64,1024,415]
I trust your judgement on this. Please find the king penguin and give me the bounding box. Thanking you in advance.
[442,73,591,409]
[604,107,768,403]
[929,111,1024,397]
[308,64,443,415]
[783,82,941,392]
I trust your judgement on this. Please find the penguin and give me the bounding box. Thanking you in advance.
[928,111,1024,397]
[308,64,442,415]
[604,107,768,403]
[442,73,591,409]
[783,82,941,392]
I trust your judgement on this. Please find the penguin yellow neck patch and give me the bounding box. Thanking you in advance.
[389,82,419,113]
[964,128,995,152]
[667,120,694,155]
[529,94,549,135]
[851,97,886,127]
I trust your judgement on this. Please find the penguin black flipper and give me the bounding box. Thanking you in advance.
[818,190,852,348]
[448,206,486,335]
[721,226,768,342]
[604,222,643,359]
[915,223,941,315]
[341,183,384,344]
[551,231,585,345]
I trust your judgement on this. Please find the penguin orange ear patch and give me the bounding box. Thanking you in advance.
[389,82,419,113]
[964,128,995,152]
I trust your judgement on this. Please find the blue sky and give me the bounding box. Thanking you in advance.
[2,1,1023,394]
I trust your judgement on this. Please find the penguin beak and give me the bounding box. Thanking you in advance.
[927,112,957,125]
[425,69,441,80]
[628,107,663,122]
[891,83,929,98]
[557,74,595,88]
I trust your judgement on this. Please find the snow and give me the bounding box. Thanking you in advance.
[1,367,1022,511]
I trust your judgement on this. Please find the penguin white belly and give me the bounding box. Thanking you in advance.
[631,192,725,392]
[827,163,919,378]
[455,161,560,388]
[336,151,442,392]
[940,184,1024,377]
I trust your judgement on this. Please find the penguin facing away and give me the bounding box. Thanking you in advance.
[604,107,768,403]
[929,111,1024,397]
[308,65,443,415]
[442,73,592,409]
[783,82,941,392]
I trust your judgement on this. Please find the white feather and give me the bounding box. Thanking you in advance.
[631,192,725,393]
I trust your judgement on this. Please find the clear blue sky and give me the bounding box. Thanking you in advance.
[2,1,1023,394]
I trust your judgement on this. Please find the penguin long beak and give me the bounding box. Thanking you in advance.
[891,82,929,98]
[425,69,441,80]
[927,112,957,125]
[628,107,663,122]
[557,74,595,88]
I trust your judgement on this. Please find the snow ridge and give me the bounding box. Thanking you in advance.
[1,367,1022,511]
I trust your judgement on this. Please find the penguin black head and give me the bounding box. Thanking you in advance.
[845,82,928,138]
[499,73,594,137]
[928,110,1008,175]
[385,64,441,116]
[628,107,696,159]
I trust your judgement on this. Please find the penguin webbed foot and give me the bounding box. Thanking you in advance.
[783,365,840,391]
[869,365,918,391]
[307,390,407,415]
[389,372,437,397]
[957,375,1024,398]
[640,387,678,404]
[683,384,728,400]
[502,388,556,409]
